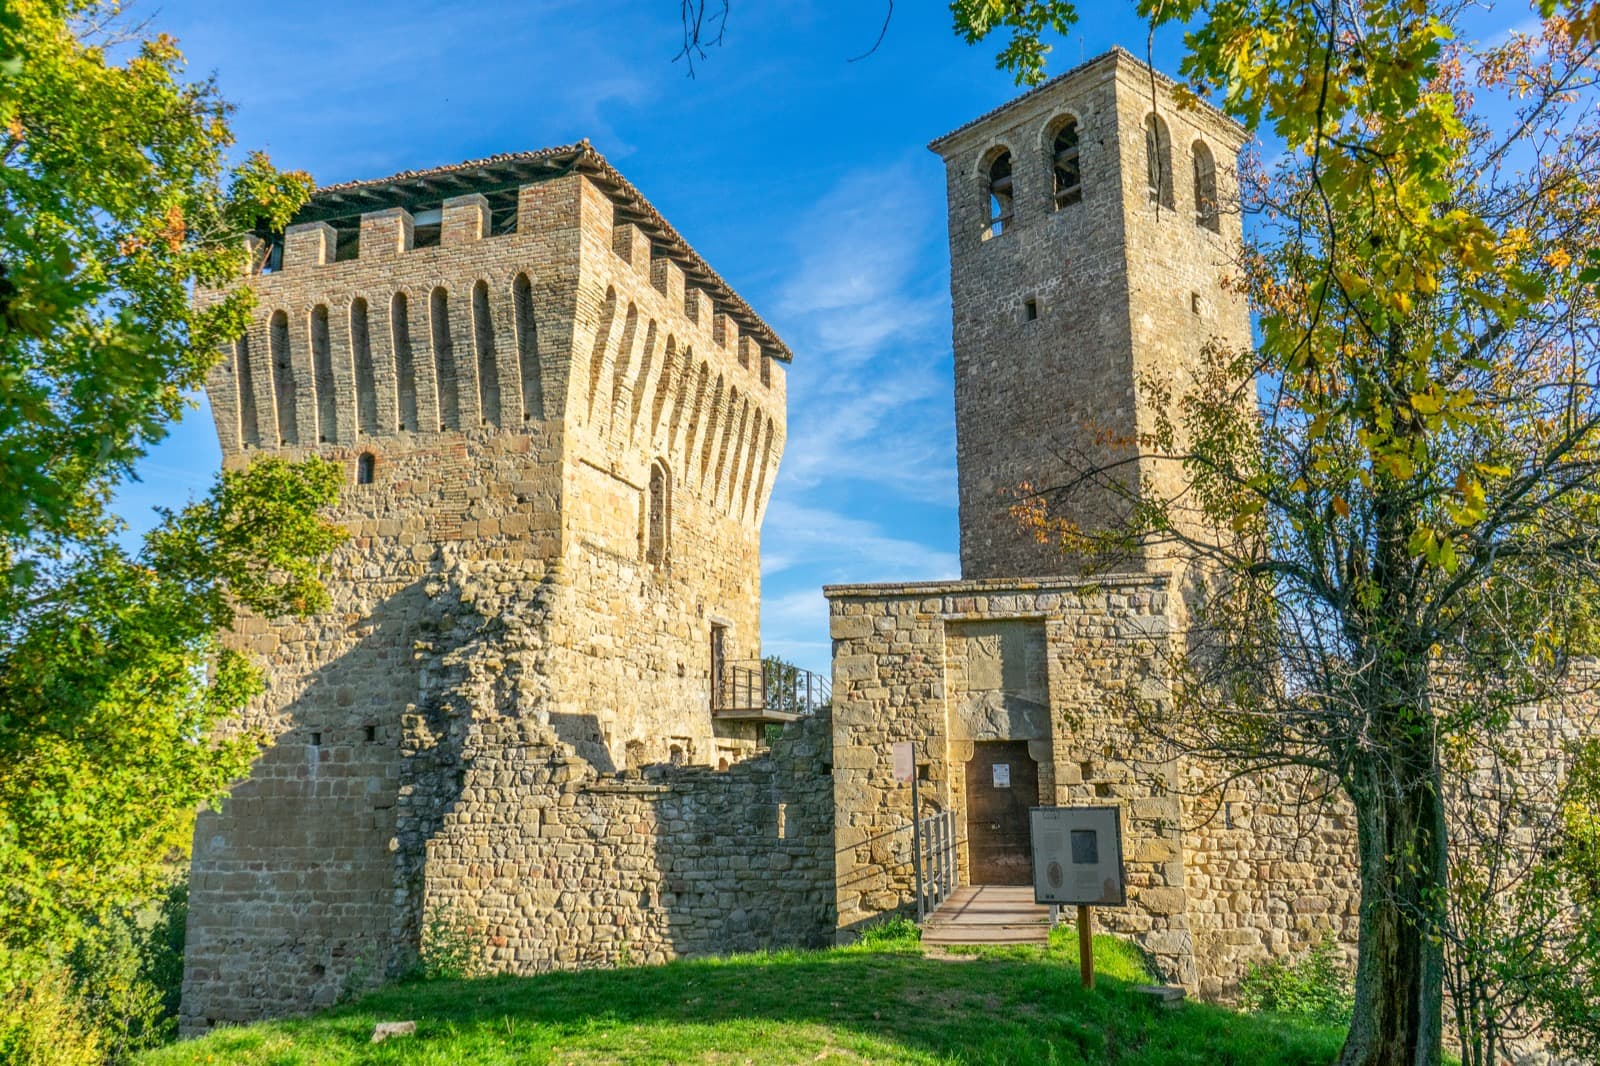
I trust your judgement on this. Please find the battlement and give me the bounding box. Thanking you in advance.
[206,143,789,502]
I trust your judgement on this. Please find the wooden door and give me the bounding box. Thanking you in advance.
[965,740,1039,885]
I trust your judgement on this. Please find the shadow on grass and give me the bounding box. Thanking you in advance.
[144,931,1346,1066]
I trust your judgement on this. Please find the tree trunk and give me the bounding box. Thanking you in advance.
[1340,751,1448,1066]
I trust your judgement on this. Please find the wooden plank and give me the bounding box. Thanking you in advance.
[919,884,1052,947]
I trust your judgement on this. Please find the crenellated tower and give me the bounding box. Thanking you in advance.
[930,48,1251,579]
[184,143,794,1031]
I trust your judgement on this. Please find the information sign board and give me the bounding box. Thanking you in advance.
[892,741,914,784]
[1030,805,1127,907]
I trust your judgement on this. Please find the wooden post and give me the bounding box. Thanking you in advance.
[1077,905,1094,989]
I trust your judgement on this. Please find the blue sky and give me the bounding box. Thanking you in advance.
[113,1,1532,677]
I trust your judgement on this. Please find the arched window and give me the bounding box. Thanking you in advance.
[356,452,376,485]
[234,336,260,447]
[310,304,336,443]
[391,292,418,432]
[350,298,377,435]
[269,310,297,446]
[513,273,541,420]
[1193,140,1219,232]
[647,459,671,567]
[1051,119,1082,207]
[471,280,500,426]
[430,286,458,431]
[984,149,1014,238]
[1145,115,1174,210]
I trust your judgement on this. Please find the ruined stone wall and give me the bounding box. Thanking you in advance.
[1179,769,1361,999]
[932,50,1250,582]
[826,575,1197,986]
[1178,675,1600,1008]
[418,706,836,970]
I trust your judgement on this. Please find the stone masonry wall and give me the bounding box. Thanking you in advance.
[184,152,793,1032]
[826,575,1198,986]
[418,707,836,970]
[931,50,1251,582]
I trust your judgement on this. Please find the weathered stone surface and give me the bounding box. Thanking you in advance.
[181,147,797,1035]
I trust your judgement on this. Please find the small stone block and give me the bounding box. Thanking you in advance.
[1134,985,1185,1010]
[372,1020,417,1043]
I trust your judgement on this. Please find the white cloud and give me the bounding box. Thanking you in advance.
[762,498,959,581]
[775,159,947,367]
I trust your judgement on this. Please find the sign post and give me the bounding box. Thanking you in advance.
[1077,904,1094,989]
[1030,806,1127,991]
[892,741,922,920]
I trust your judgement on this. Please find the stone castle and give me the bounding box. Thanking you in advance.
[179,48,1591,1036]
[182,141,822,1030]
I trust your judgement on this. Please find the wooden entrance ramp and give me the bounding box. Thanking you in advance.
[921,885,1051,948]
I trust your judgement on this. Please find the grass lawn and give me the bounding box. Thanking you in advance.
[142,924,1345,1065]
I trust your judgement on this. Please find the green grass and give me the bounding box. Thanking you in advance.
[142,925,1346,1065]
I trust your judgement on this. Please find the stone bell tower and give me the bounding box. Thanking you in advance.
[929,47,1251,580]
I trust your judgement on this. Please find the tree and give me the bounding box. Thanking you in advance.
[670,4,1600,1065]
[1004,9,1600,1066]
[0,0,309,565]
[0,0,334,973]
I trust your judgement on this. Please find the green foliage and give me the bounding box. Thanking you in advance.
[949,1,1078,85]
[0,964,102,1066]
[1514,740,1600,1061]
[0,0,330,978]
[63,876,189,1061]
[414,906,486,983]
[852,915,921,947]
[0,0,311,556]
[0,456,345,953]
[1238,936,1354,1026]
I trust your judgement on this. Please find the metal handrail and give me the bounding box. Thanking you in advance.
[713,659,831,715]
[916,810,959,919]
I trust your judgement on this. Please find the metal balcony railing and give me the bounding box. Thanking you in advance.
[712,659,831,722]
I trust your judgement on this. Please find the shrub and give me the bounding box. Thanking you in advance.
[0,965,103,1066]
[415,906,486,981]
[66,876,188,1060]
[1237,934,1353,1025]
[854,916,922,948]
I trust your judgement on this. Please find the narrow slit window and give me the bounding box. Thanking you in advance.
[269,310,297,445]
[471,280,500,426]
[513,273,541,420]
[235,336,260,447]
[1024,298,1039,321]
[351,298,377,435]
[391,292,418,432]
[647,459,671,567]
[985,150,1014,238]
[356,452,376,485]
[430,286,458,431]
[1051,120,1082,207]
[310,304,336,442]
